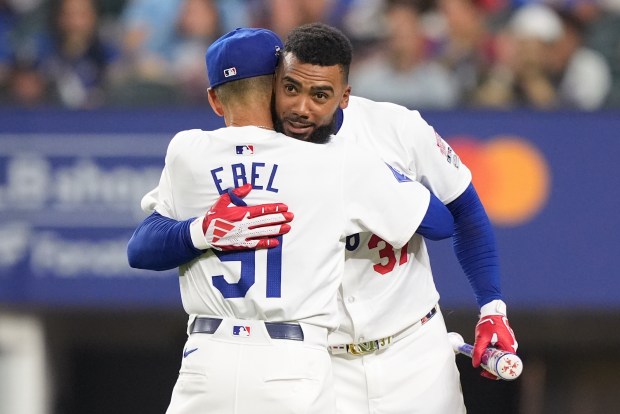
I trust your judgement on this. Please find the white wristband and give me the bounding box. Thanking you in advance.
[480,299,507,317]
[190,217,211,250]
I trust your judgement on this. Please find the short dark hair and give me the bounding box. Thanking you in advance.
[213,74,273,104]
[284,23,353,81]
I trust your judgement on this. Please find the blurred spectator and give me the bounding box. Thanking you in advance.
[2,0,46,44]
[1,57,55,106]
[249,0,339,38]
[1,0,619,108]
[434,0,501,105]
[473,3,562,108]
[551,8,612,109]
[0,0,16,87]
[170,0,222,103]
[350,0,459,109]
[117,0,183,82]
[341,0,383,37]
[0,0,47,93]
[41,0,120,108]
[571,0,620,107]
[111,0,223,105]
[474,3,611,109]
[214,0,251,32]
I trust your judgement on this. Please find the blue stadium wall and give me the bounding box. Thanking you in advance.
[0,108,618,312]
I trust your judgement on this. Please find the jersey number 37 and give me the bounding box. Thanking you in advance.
[347,234,409,275]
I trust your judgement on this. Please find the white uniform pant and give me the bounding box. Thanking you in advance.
[166,318,335,414]
[330,308,466,414]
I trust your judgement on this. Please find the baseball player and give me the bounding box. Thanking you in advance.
[138,27,454,414]
[129,24,518,413]
[277,23,517,413]
[275,23,518,413]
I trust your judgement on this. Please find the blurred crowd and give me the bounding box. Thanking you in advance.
[1,0,619,110]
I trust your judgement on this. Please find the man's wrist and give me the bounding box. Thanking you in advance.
[190,217,210,250]
[480,299,507,317]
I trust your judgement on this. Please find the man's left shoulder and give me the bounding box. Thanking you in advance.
[347,96,425,122]
[344,96,432,136]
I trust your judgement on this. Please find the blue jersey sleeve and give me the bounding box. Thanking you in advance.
[446,183,503,307]
[417,192,454,241]
[126,190,459,275]
[127,212,203,271]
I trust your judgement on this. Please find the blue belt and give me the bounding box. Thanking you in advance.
[191,317,305,341]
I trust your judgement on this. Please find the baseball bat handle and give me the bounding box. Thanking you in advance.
[455,342,475,358]
[448,332,523,381]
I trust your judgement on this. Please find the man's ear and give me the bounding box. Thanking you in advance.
[339,84,352,110]
[207,88,224,117]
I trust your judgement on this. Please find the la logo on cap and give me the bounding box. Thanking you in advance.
[224,67,237,77]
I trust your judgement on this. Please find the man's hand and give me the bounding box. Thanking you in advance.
[473,299,518,380]
[190,184,293,251]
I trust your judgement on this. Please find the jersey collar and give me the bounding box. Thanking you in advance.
[334,107,344,134]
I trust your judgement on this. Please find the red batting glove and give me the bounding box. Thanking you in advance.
[473,300,518,380]
[190,184,293,251]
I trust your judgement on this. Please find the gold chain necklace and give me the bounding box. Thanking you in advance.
[230,123,274,130]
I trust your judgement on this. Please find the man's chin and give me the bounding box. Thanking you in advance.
[284,128,313,141]
[275,118,334,144]
[296,135,314,142]
[278,123,312,140]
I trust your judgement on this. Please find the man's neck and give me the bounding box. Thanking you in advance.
[223,106,274,130]
[229,123,275,130]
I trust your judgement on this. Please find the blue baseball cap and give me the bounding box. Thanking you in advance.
[206,28,283,88]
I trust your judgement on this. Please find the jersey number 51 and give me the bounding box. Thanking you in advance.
[212,236,283,298]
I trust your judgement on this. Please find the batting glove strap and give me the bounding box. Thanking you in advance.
[190,217,213,250]
[480,299,507,317]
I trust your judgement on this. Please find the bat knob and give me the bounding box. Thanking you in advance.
[448,332,464,353]
[492,351,524,380]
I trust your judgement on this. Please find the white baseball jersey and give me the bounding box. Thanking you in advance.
[149,125,431,332]
[330,96,472,345]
